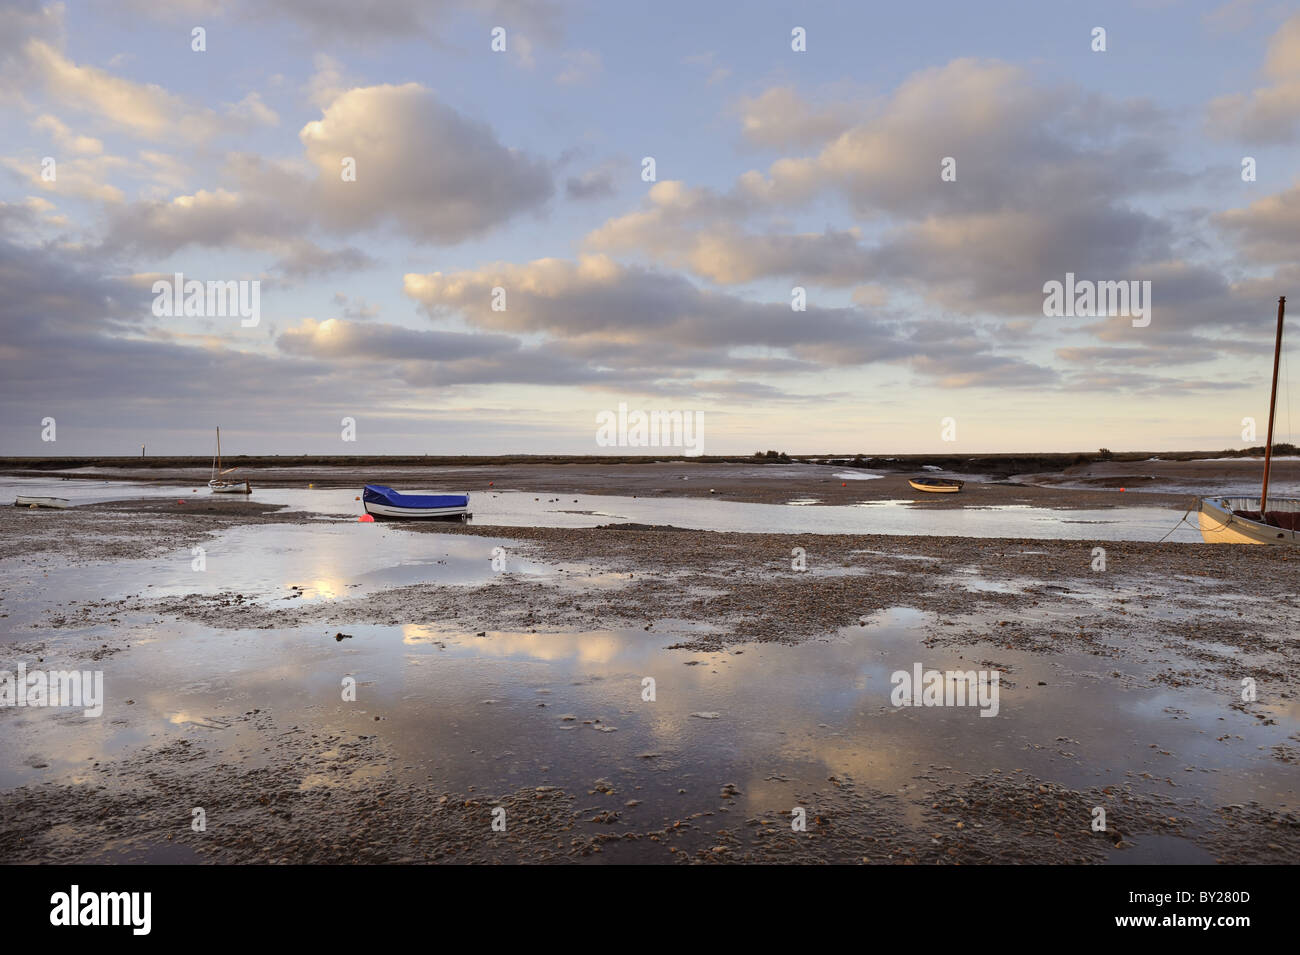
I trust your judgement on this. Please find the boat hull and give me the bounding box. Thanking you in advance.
[209,481,250,494]
[363,501,470,521]
[1197,497,1300,545]
[15,495,70,509]
[362,485,470,521]
[908,478,963,493]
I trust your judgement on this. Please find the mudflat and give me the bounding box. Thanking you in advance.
[1,464,1296,864]
[11,454,1299,506]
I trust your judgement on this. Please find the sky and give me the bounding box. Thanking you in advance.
[1,0,1299,456]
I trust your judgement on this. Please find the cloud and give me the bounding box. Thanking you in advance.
[0,235,450,447]
[0,235,154,348]
[1060,370,1247,395]
[1077,260,1282,345]
[305,53,351,108]
[587,189,1171,320]
[225,91,279,127]
[401,252,883,363]
[0,197,53,235]
[32,114,103,155]
[272,240,377,278]
[588,182,869,284]
[565,163,617,200]
[746,60,1172,217]
[910,350,1055,389]
[2,153,128,203]
[104,188,290,254]
[101,190,376,279]
[0,0,62,63]
[588,60,1183,326]
[734,86,853,149]
[279,317,510,361]
[4,22,282,145]
[299,83,554,241]
[1206,13,1300,143]
[1215,180,1300,261]
[601,226,872,288]
[102,83,554,258]
[1055,345,1217,367]
[583,179,756,274]
[330,293,380,319]
[276,317,613,387]
[864,205,1172,318]
[115,0,567,47]
[401,253,1054,388]
[15,37,246,143]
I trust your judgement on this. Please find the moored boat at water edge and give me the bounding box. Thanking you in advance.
[1198,296,1299,547]
[208,426,251,494]
[1197,496,1300,544]
[908,477,964,494]
[362,485,471,521]
[209,480,251,493]
[209,480,249,496]
[14,495,70,509]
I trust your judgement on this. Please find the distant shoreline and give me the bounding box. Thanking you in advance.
[0,448,1292,473]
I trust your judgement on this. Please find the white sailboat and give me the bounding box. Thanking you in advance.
[208,427,251,494]
[1197,296,1298,545]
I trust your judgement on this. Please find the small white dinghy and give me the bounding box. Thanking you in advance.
[208,426,251,494]
[15,496,70,509]
[209,480,251,494]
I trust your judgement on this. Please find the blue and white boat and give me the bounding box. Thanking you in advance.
[362,485,471,521]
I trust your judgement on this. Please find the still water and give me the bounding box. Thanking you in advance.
[2,477,1202,542]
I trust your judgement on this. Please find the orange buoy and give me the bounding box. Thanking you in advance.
[489,481,494,487]
[842,482,846,487]
[1120,487,1126,492]
[358,513,374,522]
[354,496,360,501]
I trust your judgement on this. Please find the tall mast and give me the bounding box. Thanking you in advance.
[217,427,222,473]
[1261,296,1286,514]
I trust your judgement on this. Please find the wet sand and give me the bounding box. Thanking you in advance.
[1,467,1297,864]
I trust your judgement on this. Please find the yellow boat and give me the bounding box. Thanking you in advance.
[908,478,963,494]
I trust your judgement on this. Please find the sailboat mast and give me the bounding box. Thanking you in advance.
[217,426,222,472]
[1261,296,1286,514]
